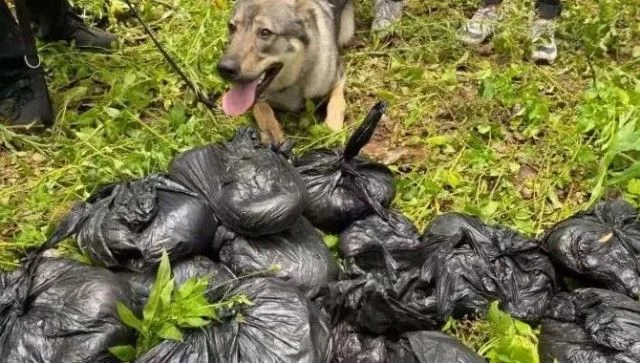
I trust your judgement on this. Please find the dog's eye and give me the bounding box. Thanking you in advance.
[258,28,273,38]
[228,23,236,34]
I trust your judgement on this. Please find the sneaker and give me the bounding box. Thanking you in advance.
[371,0,404,31]
[459,5,502,45]
[49,11,117,51]
[530,18,557,64]
[0,66,54,129]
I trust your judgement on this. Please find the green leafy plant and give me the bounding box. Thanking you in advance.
[577,79,640,203]
[477,302,539,363]
[109,251,251,361]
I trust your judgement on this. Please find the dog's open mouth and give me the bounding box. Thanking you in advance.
[221,63,282,117]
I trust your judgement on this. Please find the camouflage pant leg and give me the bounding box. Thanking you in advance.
[372,0,403,31]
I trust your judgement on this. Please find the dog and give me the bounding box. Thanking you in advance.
[217,0,354,144]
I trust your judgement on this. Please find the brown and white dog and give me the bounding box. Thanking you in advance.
[217,0,354,144]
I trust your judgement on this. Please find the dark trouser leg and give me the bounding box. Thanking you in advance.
[24,0,70,39]
[0,0,24,66]
[536,0,562,19]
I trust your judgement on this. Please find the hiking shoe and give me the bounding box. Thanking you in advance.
[0,66,54,129]
[371,0,403,31]
[49,11,117,50]
[530,18,557,64]
[459,5,502,45]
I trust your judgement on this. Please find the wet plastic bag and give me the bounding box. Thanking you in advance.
[313,269,440,335]
[218,218,339,293]
[339,211,426,277]
[542,200,640,299]
[0,257,138,363]
[46,175,218,272]
[421,213,557,323]
[331,322,485,363]
[169,127,307,237]
[137,277,331,363]
[294,102,395,234]
[539,288,640,363]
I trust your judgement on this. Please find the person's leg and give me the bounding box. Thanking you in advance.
[25,0,117,50]
[0,0,54,127]
[371,0,404,32]
[0,0,25,62]
[530,0,562,63]
[460,0,504,45]
[24,0,69,39]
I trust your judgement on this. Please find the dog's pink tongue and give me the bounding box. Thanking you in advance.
[222,80,260,117]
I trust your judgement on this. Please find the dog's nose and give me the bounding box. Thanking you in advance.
[217,58,240,81]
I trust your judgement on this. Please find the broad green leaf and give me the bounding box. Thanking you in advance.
[108,345,137,362]
[323,235,339,249]
[628,179,640,195]
[481,201,500,218]
[426,135,449,147]
[156,251,172,289]
[143,251,172,322]
[487,302,514,337]
[609,163,640,186]
[483,302,539,363]
[176,277,209,299]
[160,278,175,310]
[478,124,492,135]
[158,323,184,342]
[183,303,215,317]
[116,303,142,332]
[514,320,537,341]
[180,317,211,327]
[445,171,461,188]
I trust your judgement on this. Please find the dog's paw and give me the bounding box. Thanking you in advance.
[260,129,285,147]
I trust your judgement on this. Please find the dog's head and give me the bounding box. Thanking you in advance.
[218,0,310,116]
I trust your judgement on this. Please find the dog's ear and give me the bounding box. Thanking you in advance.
[293,0,315,20]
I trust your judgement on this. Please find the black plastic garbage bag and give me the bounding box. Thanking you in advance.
[339,211,426,277]
[539,288,640,363]
[332,322,485,363]
[120,256,235,303]
[294,102,395,234]
[46,175,218,272]
[0,257,138,363]
[421,213,557,323]
[169,128,307,237]
[542,200,640,299]
[313,269,440,335]
[137,277,331,363]
[218,218,339,293]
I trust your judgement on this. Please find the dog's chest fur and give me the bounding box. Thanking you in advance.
[264,0,342,112]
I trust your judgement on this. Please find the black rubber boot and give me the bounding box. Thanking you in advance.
[24,0,117,51]
[0,62,54,129]
[47,11,117,50]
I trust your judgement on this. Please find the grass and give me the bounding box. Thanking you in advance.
[1,0,639,264]
[0,0,639,359]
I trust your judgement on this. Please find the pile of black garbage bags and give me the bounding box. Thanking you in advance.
[2,102,640,363]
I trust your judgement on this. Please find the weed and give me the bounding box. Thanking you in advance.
[109,251,251,361]
[478,302,539,363]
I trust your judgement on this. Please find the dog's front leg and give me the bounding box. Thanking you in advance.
[324,77,346,131]
[253,100,285,145]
